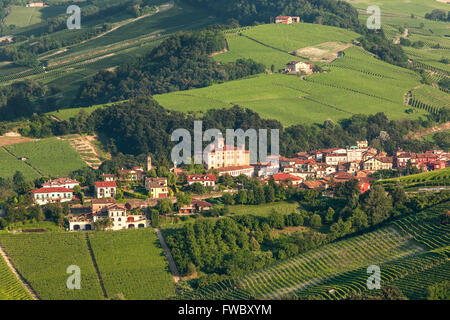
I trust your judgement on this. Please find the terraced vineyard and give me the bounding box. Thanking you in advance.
[157,44,425,125]
[86,229,176,299]
[178,201,450,300]
[0,254,32,300]
[0,233,104,300]
[381,167,450,188]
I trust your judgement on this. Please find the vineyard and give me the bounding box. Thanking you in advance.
[0,253,32,300]
[3,137,87,178]
[380,167,450,188]
[178,201,450,300]
[157,44,425,126]
[0,232,104,299]
[88,229,176,299]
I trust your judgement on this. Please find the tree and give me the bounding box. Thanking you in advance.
[350,208,369,231]
[150,209,159,227]
[264,184,275,203]
[222,192,234,205]
[158,198,173,214]
[325,207,335,224]
[309,214,322,228]
[176,192,192,207]
[236,189,247,204]
[362,184,392,226]
[426,281,449,300]
[249,237,260,251]
[94,217,113,231]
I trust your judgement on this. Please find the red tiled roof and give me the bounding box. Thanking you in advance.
[216,165,254,172]
[95,181,117,188]
[30,187,73,194]
[272,173,302,181]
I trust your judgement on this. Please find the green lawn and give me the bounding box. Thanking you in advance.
[85,229,176,299]
[4,137,87,177]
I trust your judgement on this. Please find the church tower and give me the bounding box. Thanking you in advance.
[146,155,152,172]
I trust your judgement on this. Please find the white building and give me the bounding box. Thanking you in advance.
[42,178,79,190]
[217,165,254,177]
[186,174,217,187]
[95,181,117,199]
[68,204,150,231]
[30,187,74,205]
[201,138,250,170]
[285,61,313,74]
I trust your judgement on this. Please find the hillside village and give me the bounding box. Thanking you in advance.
[23,137,449,232]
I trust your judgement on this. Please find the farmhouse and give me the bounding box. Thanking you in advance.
[118,167,145,181]
[285,61,313,74]
[90,198,116,213]
[178,199,212,215]
[187,174,217,187]
[275,16,300,24]
[145,177,169,199]
[95,181,117,199]
[68,203,149,231]
[30,187,74,205]
[42,178,79,189]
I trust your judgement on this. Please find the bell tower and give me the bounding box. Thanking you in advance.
[146,155,152,172]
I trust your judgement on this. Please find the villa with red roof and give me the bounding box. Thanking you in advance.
[187,174,217,187]
[270,173,303,186]
[95,181,117,199]
[30,187,74,205]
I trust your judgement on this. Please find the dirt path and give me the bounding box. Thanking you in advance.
[154,228,180,283]
[394,28,408,44]
[0,244,39,300]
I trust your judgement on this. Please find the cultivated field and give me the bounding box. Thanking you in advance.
[0,254,32,300]
[4,137,87,177]
[179,201,450,300]
[0,147,40,180]
[227,201,300,217]
[156,45,425,126]
[381,167,450,187]
[0,232,104,299]
[88,229,176,299]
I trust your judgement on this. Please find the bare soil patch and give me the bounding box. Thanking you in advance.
[292,42,352,63]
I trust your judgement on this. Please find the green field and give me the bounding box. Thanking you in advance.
[347,0,449,16]
[216,23,359,69]
[0,232,104,299]
[381,167,450,187]
[156,45,425,126]
[0,147,41,180]
[227,201,300,217]
[89,229,175,299]
[0,254,32,300]
[4,137,87,177]
[179,201,450,300]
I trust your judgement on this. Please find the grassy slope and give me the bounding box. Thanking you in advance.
[155,41,424,125]
[89,229,176,299]
[0,147,40,180]
[4,137,87,177]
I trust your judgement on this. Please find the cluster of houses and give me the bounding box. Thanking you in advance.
[28,140,449,231]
